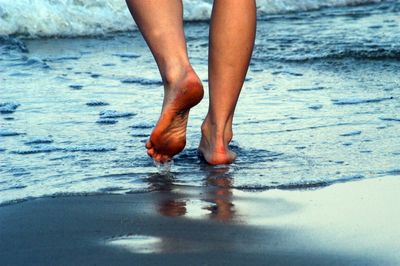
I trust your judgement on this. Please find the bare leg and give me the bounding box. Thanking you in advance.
[126,0,204,162]
[198,0,256,165]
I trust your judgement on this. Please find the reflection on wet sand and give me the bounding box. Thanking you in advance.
[203,166,235,221]
[141,166,240,254]
[147,165,236,222]
[159,200,187,217]
[146,172,187,217]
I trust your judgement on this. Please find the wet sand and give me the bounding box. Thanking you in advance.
[1,175,399,265]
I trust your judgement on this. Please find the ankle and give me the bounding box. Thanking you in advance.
[162,61,192,87]
[201,117,233,147]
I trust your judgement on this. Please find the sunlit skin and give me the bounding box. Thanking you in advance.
[126,0,256,164]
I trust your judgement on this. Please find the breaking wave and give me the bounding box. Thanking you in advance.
[0,0,388,37]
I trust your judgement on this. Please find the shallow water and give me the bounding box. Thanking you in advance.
[1,2,399,205]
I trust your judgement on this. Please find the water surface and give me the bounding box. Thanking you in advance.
[1,2,399,205]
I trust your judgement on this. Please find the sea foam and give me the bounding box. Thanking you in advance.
[0,0,385,37]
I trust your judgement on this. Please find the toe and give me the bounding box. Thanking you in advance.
[147,148,155,157]
[155,153,162,162]
[145,139,152,149]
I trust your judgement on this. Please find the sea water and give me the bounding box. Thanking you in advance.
[0,0,399,205]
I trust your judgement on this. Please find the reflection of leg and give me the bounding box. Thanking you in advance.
[159,200,187,217]
[205,167,235,221]
[126,0,203,162]
[199,0,256,165]
[146,173,187,217]
[208,177,235,221]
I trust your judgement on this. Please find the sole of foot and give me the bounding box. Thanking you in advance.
[146,69,203,163]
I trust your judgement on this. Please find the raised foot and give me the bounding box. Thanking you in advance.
[146,69,203,162]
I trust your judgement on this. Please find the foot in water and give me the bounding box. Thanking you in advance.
[198,116,237,165]
[146,67,203,162]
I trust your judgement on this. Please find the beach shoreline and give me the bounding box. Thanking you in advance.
[1,175,399,265]
[1,2,399,204]
[1,2,400,265]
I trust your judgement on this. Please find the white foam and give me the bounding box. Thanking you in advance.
[0,0,132,37]
[256,0,384,14]
[0,0,386,37]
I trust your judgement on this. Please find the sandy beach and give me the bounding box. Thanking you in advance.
[1,175,399,265]
[1,1,400,265]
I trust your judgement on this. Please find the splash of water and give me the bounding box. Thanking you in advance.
[154,159,174,174]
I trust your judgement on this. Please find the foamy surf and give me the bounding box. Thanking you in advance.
[0,0,387,37]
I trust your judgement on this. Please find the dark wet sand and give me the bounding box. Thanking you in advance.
[1,175,399,266]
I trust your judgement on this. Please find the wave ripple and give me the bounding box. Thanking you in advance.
[0,0,389,37]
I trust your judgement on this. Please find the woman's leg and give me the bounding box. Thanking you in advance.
[126,0,204,162]
[199,0,256,165]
